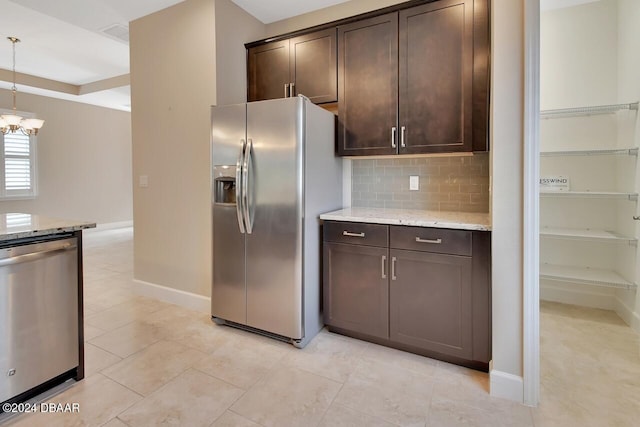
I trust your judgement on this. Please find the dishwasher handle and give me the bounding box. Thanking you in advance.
[0,244,76,267]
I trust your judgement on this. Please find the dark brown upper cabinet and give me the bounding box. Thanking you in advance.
[398,0,473,154]
[338,0,480,156]
[247,29,337,104]
[247,40,290,102]
[337,13,399,156]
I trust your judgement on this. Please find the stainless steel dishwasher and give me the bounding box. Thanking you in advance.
[0,236,79,403]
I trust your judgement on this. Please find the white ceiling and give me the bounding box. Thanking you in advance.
[231,0,350,24]
[0,0,350,112]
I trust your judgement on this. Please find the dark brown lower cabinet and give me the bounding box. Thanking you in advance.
[323,242,389,339]
[389,249,472,359]
[323,220,491,371]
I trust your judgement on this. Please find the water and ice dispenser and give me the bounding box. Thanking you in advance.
[213,165,236,205]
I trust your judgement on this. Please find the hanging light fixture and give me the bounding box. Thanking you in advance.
[0,37,44,136]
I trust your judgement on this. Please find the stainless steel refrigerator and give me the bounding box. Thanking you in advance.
[211,96,342,348]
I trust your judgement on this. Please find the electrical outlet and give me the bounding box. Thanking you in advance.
[410,175,419,191]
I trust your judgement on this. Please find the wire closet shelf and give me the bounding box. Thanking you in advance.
[540,101,639,119]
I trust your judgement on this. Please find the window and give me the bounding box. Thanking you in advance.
[0,126,37,199]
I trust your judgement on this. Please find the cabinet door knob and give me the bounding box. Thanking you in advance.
[401,126,406,148]
[634,216,640,220]
[391,126,397,149]
[284,83,290,98]
[290,82,295,96]
[391,256,397,281]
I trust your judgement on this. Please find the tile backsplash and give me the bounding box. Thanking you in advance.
[351,154,490,212]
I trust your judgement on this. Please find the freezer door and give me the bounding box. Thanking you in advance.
[211,104,247,324]
[246,97,305,339]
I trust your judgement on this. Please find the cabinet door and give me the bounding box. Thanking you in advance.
[398,0,473,154]
[390,249,472,358]
[247,40,290,102]
[290,29,337,104]
[323,242,389,339]
[337,13,398,156]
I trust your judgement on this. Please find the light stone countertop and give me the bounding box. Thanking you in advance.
[320,207,491,231]
[0,213,96,242]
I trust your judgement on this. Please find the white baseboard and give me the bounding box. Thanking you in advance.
[85,220,133,232]
[615,296,634,326]
[490,367,524,403]
[632,311,640,335]
[540,283,615,310]
[615,296,640,333]
[133,279,211,314]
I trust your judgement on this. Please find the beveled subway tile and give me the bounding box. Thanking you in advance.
[440,202,461,211]
[384,201,404,209]
[450,193,472,203]
[119,369,244,427]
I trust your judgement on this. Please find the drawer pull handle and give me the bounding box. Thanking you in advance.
[381,255,387,279]
[415,237,442,244]
[343,231,365,238]
[391,256,397,281]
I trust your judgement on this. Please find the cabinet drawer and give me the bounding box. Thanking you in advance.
[390,226,471,256]
[324,221,388,247]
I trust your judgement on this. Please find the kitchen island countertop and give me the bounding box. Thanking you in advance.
[0,213,96,242]
[320,207,491,231]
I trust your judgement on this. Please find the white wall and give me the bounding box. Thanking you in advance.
[215,0,265,105]
[130,0,217,300]
[539,0,634,310]
[0,89,132,225]
[617,0,640,332]
[490,0,525,401]
[130,0,264,305]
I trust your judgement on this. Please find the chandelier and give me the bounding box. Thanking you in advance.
[0,37,44,135]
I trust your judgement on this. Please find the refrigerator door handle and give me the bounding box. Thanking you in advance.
[235,139,247,234]
[243,138,255,234]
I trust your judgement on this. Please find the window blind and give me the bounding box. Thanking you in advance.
[1,131,36,198]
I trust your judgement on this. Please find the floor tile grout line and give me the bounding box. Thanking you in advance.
[314,380,346,427]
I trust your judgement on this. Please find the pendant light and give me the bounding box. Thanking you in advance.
[0,37,45,136]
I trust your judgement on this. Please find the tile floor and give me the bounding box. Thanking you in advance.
[2,227,639,426]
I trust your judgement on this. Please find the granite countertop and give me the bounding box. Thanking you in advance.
[0,213,96,242]
[320,207,491,231]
